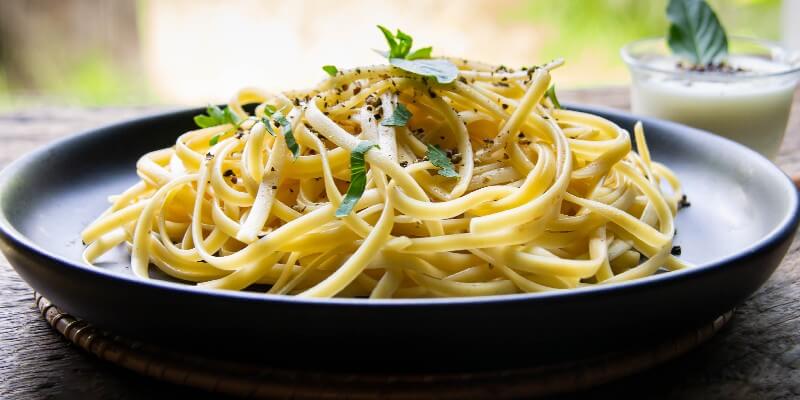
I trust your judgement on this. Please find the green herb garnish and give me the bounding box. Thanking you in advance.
[546,85,562,109]
[406,46,433,61]
[272,111,299,158]
[322,65,339,77]
[195,105,242,146]
[260,117,276,136]
[388,58,459,85]
[426,144,459,178]
[336,141,379,217]
[376,25,458,84]
[381,103,412,127]
[377,26,412,59]
[195,104,241,129]
[666,0,728,65]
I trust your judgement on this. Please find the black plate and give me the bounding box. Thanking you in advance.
[1,105,797,371]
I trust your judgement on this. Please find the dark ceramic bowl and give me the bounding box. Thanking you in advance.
[1,105,797,371]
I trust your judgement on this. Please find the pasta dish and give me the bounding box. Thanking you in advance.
[81,27,688,298]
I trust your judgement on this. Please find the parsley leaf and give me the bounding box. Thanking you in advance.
[546,85,562,109]
[389,58,458,84]
[376,25,459,84]
[322,65,339,77]
[381,103,412,127]
[336,141,379,217]
[667,0,728,65]
[272,111,299,158]
[426,144,459,178]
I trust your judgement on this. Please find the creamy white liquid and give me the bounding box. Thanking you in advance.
[631,55,797,159]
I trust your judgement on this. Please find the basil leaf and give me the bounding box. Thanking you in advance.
[546,85,562,109]
[377,25,398,56]
[322,65,338,77]
[376,26,436,60]
[667,0,728,65]
[194,105,224,128]
[336,141,379,217]
[394,30,413,59]
[273,112,299,158]
[194,104,241,128]
[209,135,220,146]
[389,58,458,84]
[260,117,276,136]
[207,105,225,122]
[406,46,432,61]
[194,114,218,128]
[381,103,412,127]
[223,106,241,125]
[426,144,459,178]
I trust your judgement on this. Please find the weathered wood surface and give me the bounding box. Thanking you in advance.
[1,88,799,399]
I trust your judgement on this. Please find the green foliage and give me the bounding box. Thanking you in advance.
[322,65,339,76]
[381,103,412,127]
[336,141,380,217]
[426,144,459,178]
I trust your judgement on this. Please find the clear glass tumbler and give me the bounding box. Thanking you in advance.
[621,36,800,160]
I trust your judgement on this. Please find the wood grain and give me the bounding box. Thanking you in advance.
[1,89,800,399]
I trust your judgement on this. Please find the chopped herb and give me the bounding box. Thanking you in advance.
[273,112,299,158]
[263,104,277,117]
[209,135,220,146]
[667,0,728,65]
[194,104,241,129]
[426,144,459,178]
[260,117,276,136]
[377,25,412,59]
[381,103,412,127]
[406,46,432,60]
[546,85,562,109]
[336,141,379,217]
[322,65,339,77]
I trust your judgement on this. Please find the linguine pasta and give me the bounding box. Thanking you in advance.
[81,54,688,298]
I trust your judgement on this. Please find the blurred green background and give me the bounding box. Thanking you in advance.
[0,0,788,112]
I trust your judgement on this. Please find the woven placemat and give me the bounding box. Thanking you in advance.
[36,293,732,399]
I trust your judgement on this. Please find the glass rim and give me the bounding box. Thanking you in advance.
[620,36,800,80]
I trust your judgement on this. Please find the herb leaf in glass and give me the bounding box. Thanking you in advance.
[622,0,800,159]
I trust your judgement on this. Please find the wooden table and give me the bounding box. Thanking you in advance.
[2,88,800,399]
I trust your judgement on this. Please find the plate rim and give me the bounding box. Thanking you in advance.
[1,104,797,306]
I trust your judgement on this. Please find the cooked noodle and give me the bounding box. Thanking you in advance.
[81,57,688,298]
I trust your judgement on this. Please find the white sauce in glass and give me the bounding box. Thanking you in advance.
[631,55,797,159]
